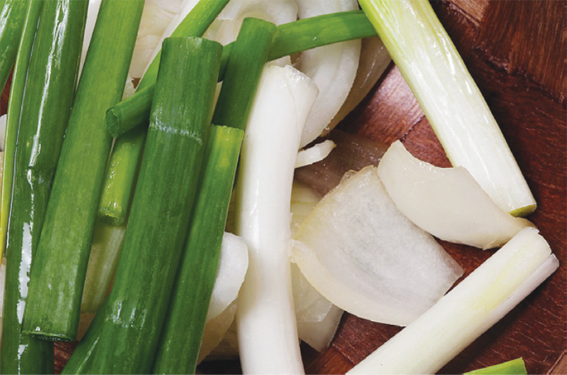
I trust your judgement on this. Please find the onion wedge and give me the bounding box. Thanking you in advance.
[377,141,533,250]
[292,166,463,326]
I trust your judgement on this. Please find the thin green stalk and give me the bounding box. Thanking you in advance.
[0,0,40,257]
[107,10,376,138]
[62,37,223,374]
[153,125,243,374]
[212,18,276,130]
[0,0,29,90]
[97,126,144,225]
[22,0,144,342]
[80,219,127,313]
[98,0,229,226]
[1,0,88,371]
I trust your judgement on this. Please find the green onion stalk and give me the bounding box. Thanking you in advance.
[0,0,36,257]
[152,17,275,373]
[98,0,230,227]
[62,36,223,374]
[0,0,29,91]
[22,0,144,342]
[1,0,88,372]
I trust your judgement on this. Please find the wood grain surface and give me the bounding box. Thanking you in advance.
[1,0,565,374]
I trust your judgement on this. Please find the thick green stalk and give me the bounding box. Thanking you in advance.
[98,0,229,226]
[0,0,41,256]
[0,0,29,90]
[79,219,126,313]
[212,18,276,131]
[153,125,243,374]
[465,358,527,375]
[22,0,144,342]
[1,0,88,371]
[107,10,376,138]
[62,37,223,374]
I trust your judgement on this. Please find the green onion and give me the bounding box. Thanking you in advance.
[358,0,536,216]
[212,18,276,130]
[153,125,243,374]
[465,358,527,375]
[0,0,29,90]
[0,0,41,256]
[22,0,144,342]
[97,126,144,225]
[108,10,376,138]
[62,36,223,374]
[1,0,88,371]
[98,0,229,227]
[79,219,126,313]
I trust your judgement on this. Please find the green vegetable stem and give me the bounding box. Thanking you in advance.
[98,0,229,227]
[62,36,223,374]
[22,0,144,342]
[153,125,243,374]
[0,0,29,91]
[1,0,88,372]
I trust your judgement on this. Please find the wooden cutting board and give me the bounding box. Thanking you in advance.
[2,0,564,374]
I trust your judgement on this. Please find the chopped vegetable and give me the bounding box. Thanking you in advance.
[465,358,527,375]
[347,227,558,374]
[62,37,223,374]
[358,0,536,216]
[2,0,88,371]
[98,0,229,226]
[295,140,336,168]
[293,166,463,325]
[234,63,318,374]
[0,0,28,90]
[153,125,243,374]
[0,0,42,256]
[377,141,533,249]
[295,0,360,147]
[22,0,144,342]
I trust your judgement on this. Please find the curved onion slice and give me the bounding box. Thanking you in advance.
[130,0,185,78]
[292,166,463,326]
[199,300,238,363]
[377,141,533,250]
[295,140,335,169]
[294,0,360,147]
[206,233,249,321]
[326,37,391,132]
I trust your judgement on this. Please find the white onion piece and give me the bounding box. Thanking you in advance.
[295,140,336,169]
[199,300,238,363]
[297,304,343,352]
[377,141,533,250]
[206,233,249,321]
[129,0,184,78]
[292,166,463,326]
[294,0,361,147]
[326,37,391,132]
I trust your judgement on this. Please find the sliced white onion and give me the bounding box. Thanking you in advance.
[294,0,361,147]
[199,300,239,363]
[326,37,391,132]
[292,166,463,326]
[130,0,184,78]
[377,141,533,250]
[206,233,249,321]
[295,140,336,169]
[297,304,343,352]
